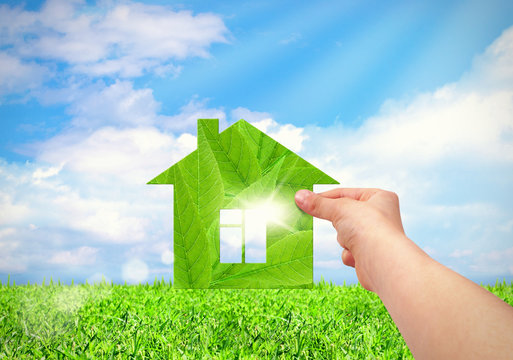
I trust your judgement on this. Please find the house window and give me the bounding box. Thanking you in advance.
[219,209,266,263]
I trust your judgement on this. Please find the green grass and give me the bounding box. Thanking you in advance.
[1,279,512,359]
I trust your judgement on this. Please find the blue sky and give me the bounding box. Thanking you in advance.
[1,0,513,285]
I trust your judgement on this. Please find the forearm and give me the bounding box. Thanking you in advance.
[369,234,513,359]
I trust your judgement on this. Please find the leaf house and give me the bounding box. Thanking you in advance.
[148,119,338,288]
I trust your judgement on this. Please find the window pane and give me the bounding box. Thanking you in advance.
[244,209,267,263]
[220,227,242,263]
[220,209,242,225]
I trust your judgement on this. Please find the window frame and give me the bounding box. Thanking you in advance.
[219,209,266,264]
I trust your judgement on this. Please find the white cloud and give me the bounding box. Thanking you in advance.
[122,258,149,284]
[449,249,473,258]
[32,90,307,188]
[0,227,16,239]
[280,32,302,45]
[0,52,48,97]
[56,196,150,243]
[0,192,31,226]
[34,81,199,181]
[33,164,63,184]
[231,107,272,124]
[1,81,236,251]
[298,26,513,280]
[123,241,174,272]
[0,239,26,273]
[267,122,307,153]
[408,203,503,229]
[38,125,195,184]
[465,26,513,91]
[68,80,161,128]
[0,0,228,78]
[163,98,227,132]
[350,88,513,165]
[161,250,174,265]
[49,246,99,266]
[73,58,182,79]
[302,29,513,196]
[470,247,513,275]
[233,107,307,153]
[301,29,513,201]
[0,154,174,244]
[499,219,513,233]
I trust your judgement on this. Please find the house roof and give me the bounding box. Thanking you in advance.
[148,119,338,191]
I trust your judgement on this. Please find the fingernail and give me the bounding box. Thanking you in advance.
[295,189,312,206]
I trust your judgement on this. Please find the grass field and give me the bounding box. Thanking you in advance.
[1,279,512,359]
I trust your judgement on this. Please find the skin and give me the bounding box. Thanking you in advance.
[295,188,513,359]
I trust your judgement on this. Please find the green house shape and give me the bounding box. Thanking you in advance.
[149,119,338,288]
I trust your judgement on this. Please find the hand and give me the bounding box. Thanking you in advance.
[296,188,513,359]
[295,188,407,291]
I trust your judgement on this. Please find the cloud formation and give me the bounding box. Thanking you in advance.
[302,26,513,279]
[49,246,99,266]
[0,0,228,85]
[1,2,513,285]
[0,53,48,97]
[231,107,307,152]
[163,98,227,132]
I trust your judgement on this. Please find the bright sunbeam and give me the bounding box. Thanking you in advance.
[242,196,293,232]
[250,200,284,225]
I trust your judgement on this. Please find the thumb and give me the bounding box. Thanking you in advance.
[295,189,340,221]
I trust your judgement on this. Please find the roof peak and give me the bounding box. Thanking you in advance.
[148,118,338,186]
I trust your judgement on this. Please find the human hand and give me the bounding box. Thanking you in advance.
[295,188,408,292]
[297,188,513,359]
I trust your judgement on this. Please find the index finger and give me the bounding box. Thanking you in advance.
[295,190,342,221]
[318,187,380,201]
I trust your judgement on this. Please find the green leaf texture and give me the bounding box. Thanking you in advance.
[149,119,338,288]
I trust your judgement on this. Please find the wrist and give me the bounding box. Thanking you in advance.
[365,232,430,296]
